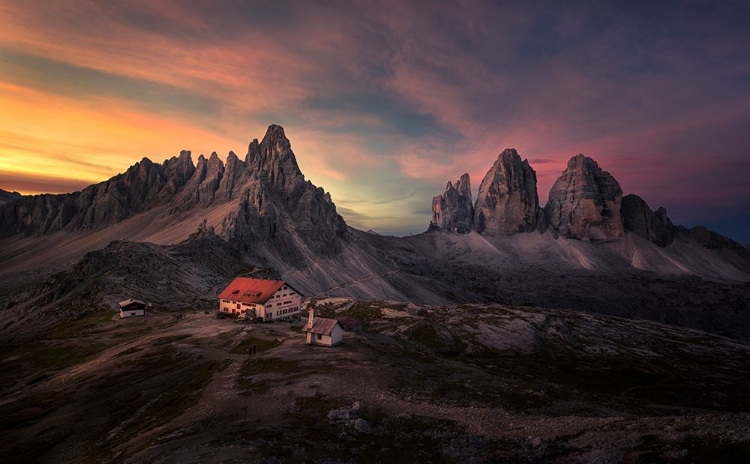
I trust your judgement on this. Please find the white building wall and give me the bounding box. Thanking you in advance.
[263,286,302,320]
[307,324,343,346]
[218,283,302,320]
[219,299,241,314]
[120,309,145,318]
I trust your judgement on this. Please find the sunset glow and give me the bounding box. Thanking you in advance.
[1,1,749,240]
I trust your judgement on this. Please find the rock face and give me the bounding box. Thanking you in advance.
[0,189,21,205]
[473,149,540,235]
[677,225,746,250]
[0,125,348,264]
[429,173,473,233]
[225,124,349,260]
[544,154,624,241]
[621,194,674,247]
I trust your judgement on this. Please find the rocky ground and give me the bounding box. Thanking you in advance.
[1,298,749,463]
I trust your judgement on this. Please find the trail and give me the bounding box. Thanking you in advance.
[312,269,402,297]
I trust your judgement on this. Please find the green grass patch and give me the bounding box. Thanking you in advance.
[0,341,106,391]
[404,321,466,357]
[229,336,281,354]
[109,359,220,446]
[46,310,115,340]
[236,357,334,395]
[0,390,64,432]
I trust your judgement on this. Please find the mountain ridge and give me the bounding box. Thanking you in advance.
[429,151,747,253]
[0,125,348,267]
[2,125,750,342]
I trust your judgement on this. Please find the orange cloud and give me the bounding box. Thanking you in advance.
[0,82,242,194]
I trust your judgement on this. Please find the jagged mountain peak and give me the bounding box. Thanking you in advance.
[430,173,474,233]
[473,148,540,235]
[0,124,348,267]
[247,124,304,190]
[455,173,472,200]
[246,139,260,165]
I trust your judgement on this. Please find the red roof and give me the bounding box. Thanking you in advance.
[218,278,287,304]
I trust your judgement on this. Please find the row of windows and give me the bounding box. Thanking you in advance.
[268,307,299,318]
[274,292,296,299]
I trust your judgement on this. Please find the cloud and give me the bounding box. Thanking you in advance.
[0,170,90,195]
[0,1,748,238]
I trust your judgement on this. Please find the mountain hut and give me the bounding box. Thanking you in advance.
[304,309,343,346]
[119,298,147,318]
[218,277,302,321]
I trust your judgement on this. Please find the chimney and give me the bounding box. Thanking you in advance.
[307,308,315,329]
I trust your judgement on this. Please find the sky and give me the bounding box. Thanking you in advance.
[1,1,749,242]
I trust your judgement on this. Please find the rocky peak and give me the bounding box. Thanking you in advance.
[226,125,349,262]
[544,154,623,241]
[216,151,249,202]
[473,149,540,235]
[207,152,224,172]
[248,124,304,194]
[621,194,674,247]
[430,173,474,233]
[0,124,348,265]
[245,139,260,165]
[455,173,472,201]
[159,150,196,199]
[0,188,22,205]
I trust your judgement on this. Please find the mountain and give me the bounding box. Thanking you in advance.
[544,154,624,241]
[428,149,747,253]
[621,194,674,247]
[2,129,749,462]
[2,126,750,341]
[0,189,21,205]
[0,126,347,267]
[473,149,541,235]
[429,173,473,233]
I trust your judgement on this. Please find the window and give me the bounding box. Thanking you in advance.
[317,334,322,340]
